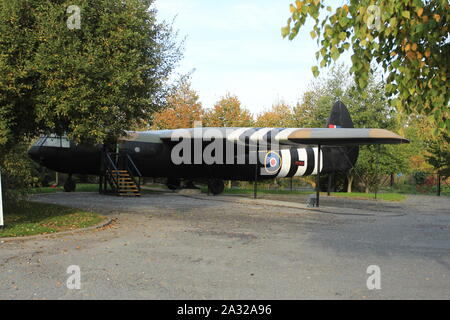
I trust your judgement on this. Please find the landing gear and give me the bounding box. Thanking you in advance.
[166,177,181,191]
[208,179,225,195]
[64,175,76,192]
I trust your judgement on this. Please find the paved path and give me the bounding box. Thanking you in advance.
[0,192,448,299]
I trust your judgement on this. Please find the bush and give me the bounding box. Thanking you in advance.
[413,171,427,185]
[0,142,38,202]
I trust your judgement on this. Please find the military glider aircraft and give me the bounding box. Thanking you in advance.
[28,101,408,196]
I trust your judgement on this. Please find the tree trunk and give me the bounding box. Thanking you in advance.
[346,173,353,193]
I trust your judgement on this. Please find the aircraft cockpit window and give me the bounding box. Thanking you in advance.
[40,135,70,148]
[34,137,46,147]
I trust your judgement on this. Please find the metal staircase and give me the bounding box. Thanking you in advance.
[113,170,140,196]
[100,150,142,197]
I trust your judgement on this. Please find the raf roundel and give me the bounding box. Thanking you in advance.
[264,151,282,174]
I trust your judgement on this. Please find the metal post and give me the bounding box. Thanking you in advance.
[316,144,321,207]
[0,169,4,229]
[327,173,332,196]
[437,173,441,197]
[254,164,258,199]
[100,147,105,194]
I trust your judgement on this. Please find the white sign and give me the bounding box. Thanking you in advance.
[0,170,3,227]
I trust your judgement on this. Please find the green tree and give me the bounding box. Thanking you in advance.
[294,65,416,193]
[293,64,351,128]
[425,132,450,178]
[0,141,38,201]
[0,0,181,151]
[344,75,413,193]
[283,0,449,134]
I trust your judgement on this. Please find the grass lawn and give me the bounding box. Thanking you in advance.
[29,183,406,201]
[384,184,450,197]
[203,187,314,195]
[0,201,105,238]
[326,192,406,201]
[198,187,406,201]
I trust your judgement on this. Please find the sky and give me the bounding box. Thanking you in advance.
[154,0,349,115]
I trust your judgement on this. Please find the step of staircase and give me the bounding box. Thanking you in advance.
[101,152,142,197]
[111,170,141,196]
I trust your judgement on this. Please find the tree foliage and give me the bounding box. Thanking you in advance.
[151,81,203,129]
[294,65,417,192]
[0,0,181,150]
[293,65,351,128]
[425,131,450,177]
[283,0,449,134]
[256,103,295,127]
[0,141,38,201]
[203,94,254,127]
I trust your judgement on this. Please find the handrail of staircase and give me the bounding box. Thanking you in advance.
[103,151,120,192]
[124,154,142,192]
[105,152,119,171]
[125,154,142,177]
[104,171,119,192]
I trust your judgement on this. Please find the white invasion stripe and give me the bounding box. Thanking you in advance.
[266,128,283,142]
[312,147,323,175]
[275,128,298,143]
[250,128,273,143]
[227,128,251,141]
[294,148,307,176]
[277,149,291,178]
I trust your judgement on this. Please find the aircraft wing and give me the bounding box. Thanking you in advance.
[123,127,408,146]
[277,128,409,146]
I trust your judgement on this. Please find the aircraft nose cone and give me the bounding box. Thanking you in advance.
[28,146,41,162]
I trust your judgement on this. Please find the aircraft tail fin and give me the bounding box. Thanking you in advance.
[326,100,354,128]
[325,100,359,170]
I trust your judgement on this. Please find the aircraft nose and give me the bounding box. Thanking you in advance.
[28,145,42,162]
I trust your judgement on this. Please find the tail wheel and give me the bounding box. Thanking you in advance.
[208,179,225,195]
[167,178,181,191]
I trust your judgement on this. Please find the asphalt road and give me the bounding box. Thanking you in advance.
[0,192,449,299]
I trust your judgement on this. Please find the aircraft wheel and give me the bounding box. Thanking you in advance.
[167,178,181,191]
[208,179,224,195]
[64,177,76,192]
